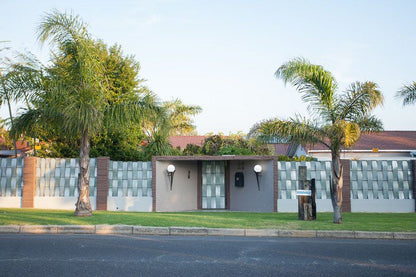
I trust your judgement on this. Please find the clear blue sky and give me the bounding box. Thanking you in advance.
[1,0,415,134]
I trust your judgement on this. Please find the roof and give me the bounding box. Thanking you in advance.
[0,137,31,157]
[273,143,290,155]
[169,136,206,149]
[309,131,416,151]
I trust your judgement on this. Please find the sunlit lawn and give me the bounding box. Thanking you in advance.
[1,209,415,232]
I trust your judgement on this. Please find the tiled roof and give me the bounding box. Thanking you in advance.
[309,131,416,151]
[0,137,31,151]
[169,136,206,149]
[170,131,416,153]
[273,143,291,155]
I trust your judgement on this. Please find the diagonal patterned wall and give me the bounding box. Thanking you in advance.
[350,160,413,200]
[108,161,152,197]
[36,158,97,197]
[278,161,332,200]
[0,158,23,197]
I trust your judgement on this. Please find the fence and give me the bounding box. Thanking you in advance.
[277,160,415,212]
[0,157,415,212]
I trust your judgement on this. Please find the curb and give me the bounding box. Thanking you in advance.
[0,225,415,240]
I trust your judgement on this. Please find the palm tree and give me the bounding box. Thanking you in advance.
[396,82,416,106]
[0,43,19,157]
[14,10,157,216]
[0,45,41,157]
[163,99,202,135]
[256,58,383,223]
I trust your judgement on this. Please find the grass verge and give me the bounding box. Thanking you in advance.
[0,209,415,232]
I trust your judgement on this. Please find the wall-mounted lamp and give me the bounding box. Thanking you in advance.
[167,164,176,190]
[254,164,262,191]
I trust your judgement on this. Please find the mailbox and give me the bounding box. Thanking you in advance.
[235,172,244,187]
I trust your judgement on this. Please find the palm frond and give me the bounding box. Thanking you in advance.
[396,81,416,106]
[354,114,384,132]
[338,81,383,122]
[341,121,360,148]
[37,9,88,47]
[257,115,329,148]
[275,57,338,122]
[163,98,202,135]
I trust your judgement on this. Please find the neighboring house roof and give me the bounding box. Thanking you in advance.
[170,131,416,158]
[309,131,416,151]
[272,143,291,156]
[0,136,31,157]
[169,136,206,149]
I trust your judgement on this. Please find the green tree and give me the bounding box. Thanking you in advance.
[14,11,157,216]
[71,41,150,161]
[396,82,416,106]
[255,58,383,223]
[0,45,42,157]
[197,134,272,156]
[163,99,202,135]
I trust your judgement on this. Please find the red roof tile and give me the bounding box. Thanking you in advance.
[309,131,416,151]
[273,143,291,155]
[169,136,206,149]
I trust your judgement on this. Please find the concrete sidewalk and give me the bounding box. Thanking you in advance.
[0,225,415,240]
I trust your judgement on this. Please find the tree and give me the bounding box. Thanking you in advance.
[163,99,202,135]
[185,134,272,156]
[396,82,416,106]
[14,11,157,216]
[46,41,151,161]
[255,58,383,223]
[0,45,42,157]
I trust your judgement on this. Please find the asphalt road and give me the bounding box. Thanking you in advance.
[0,234,415,277]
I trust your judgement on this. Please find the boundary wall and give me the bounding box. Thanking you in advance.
[1,157,415,212]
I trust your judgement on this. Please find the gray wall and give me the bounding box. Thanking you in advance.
[108,161,152,211]
[0,158,23,208]
[155,161,198,212]
[350,160,414,212]
[277,160,415,213]
[0,158,23,197]
[229,160,274,212]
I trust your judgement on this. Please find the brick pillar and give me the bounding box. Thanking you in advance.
[413,160,416,213]
[341,159,351,212]
[22,157,37,208]
[96,157,109,211]
[273,158,278,212]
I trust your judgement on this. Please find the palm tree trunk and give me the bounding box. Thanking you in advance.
[0,75,18,157]
[330,150,343,224]
[74,129,92,216]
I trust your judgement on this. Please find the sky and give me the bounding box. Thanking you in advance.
[1,0,415,135]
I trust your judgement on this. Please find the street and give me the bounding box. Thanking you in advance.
[0,234,415,276]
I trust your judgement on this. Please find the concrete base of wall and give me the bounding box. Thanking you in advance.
[34,197,97,210]
[0,197,22,208]
[107,197,152,212]
[351,199,415,212]
[277,199,333,212]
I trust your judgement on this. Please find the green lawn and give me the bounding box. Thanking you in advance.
[0,209,415,232]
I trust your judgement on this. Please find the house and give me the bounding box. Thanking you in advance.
[305,131,416,160]
[153,155,277,212]
[0,136,32,157]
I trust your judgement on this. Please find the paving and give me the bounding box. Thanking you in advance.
[0,225,415,239]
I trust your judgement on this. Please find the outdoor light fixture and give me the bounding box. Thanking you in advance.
[254,164,262,191]
[167,164,176,191]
